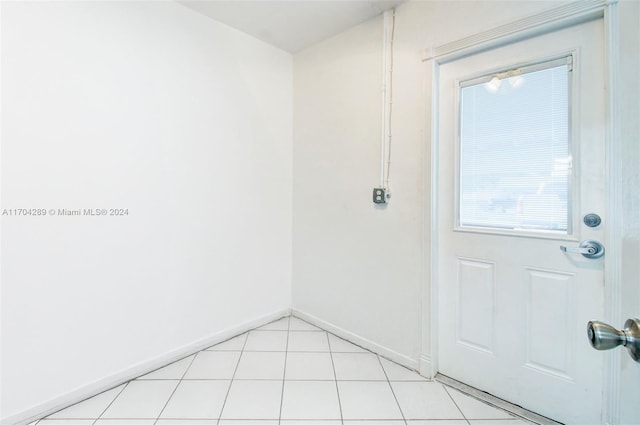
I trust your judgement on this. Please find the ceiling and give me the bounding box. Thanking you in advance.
[178,0,405,53]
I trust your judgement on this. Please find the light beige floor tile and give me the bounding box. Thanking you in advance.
[220,380,283,419]
[338,381,403,420]
[281,381,341,419]
[160,380,230,419]
[234,351,286,380]
[244,331,288,351]
[285,352,335,380]
[183,351,240,379]
[333,352,386,381]
[391,382,464,420]
[101,381,178,419]
[287,331,330,352]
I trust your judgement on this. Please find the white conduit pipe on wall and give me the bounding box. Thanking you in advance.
[380,9,396,191]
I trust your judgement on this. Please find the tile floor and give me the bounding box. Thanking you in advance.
[33,316,531,425]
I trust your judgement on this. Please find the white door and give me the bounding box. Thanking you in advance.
[437,19,605,425]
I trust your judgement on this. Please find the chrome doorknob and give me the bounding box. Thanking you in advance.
[587,319,640,362]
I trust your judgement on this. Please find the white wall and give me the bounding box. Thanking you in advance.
[1,1,292,422]
[292,0,567,368]
[617,1,640,423]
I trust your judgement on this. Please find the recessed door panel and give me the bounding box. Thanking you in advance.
[456,258,495,354]
[525,267,575,379]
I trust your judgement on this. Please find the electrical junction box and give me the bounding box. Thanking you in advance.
[373,188,388,204]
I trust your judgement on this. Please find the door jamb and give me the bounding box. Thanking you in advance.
[420,1,622,423]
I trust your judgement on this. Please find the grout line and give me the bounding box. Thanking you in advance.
[376,356,407,425]
[127,377,427,382]
[244,350,331,353]
[287,329,325,332]
[206,349,375,354]
[253,329,324,332]
[216,330,252,424]
[91,381,130,424]
[152,353,199,425]
[42,382,129,423]
[326,331,344,425]
[53,318,459,424]
[277,315,292,423]
[442,385,471,425]
[180,353,201,378]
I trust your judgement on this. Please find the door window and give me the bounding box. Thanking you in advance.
[458,57,573,233]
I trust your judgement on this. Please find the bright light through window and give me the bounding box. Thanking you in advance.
[459,58,572,233]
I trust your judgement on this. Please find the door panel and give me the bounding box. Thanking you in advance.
[456,258,494,354]
[438,19,605,425]
[524,267,575,378]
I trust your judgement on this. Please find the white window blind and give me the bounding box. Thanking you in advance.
[459,57,572,233]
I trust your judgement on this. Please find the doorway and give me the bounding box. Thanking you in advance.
[429,12,609,425]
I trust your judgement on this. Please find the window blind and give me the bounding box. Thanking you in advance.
[459,59,571,232]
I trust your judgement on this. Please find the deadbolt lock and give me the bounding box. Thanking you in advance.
[583,213,602,228]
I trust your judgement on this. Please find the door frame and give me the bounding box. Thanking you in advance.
[420,1,623,423]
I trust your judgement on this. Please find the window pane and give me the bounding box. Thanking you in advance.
[459,62,570,232]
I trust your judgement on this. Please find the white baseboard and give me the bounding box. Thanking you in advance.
[291,308,420,371]
[4,308,290,425]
